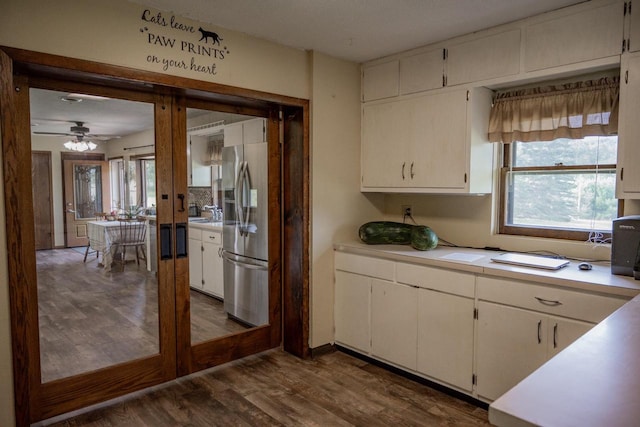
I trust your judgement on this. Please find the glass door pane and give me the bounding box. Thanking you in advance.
[30,87,159,382]
[186,107,271,344]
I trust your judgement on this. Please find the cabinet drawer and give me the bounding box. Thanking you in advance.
[202,230,221,245]
[189,227,202,241]
[397,262,475,298]
[477,276,628,323]
[334,252,395,281]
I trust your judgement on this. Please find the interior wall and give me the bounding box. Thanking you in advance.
[0,0,309,99]
[309,51,384,348]
[30,136,108,248]
[382,193,615,261]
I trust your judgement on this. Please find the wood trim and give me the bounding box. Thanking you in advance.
[1,49,31,427]
[31,151,54,250]
[282,105,310,358]
[155,93,178,382]
[172,95,193,376]
[1,45,308,108]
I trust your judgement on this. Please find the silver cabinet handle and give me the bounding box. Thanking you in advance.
[410,162,414,179]
[401,162,406,180]
[553,323,558,348]
[537,320,542,344]
[535,296,563,306]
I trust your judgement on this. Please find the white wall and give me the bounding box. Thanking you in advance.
[309,51,384,347]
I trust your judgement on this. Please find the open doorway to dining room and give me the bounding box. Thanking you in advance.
[1,47,309,426]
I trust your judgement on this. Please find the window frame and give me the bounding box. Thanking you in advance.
[499,143,623,241]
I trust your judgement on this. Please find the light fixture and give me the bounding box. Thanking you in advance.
[64,136,97,152]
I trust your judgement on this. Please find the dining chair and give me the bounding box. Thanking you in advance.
[113,218,147,270]
[83,212,107,262]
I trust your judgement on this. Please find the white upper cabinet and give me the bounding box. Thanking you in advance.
[362,60,399,102]
[617,52,640,197]
[446,29,521,86]
[628,0,640,52]
[399,49,444,95]
[361,87,494,193]
[224,118,266,147]
[523,2,623,72]
[242,118,266,144]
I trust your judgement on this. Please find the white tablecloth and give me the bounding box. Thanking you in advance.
[87,220,145,271]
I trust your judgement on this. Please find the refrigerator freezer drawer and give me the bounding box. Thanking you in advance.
[222,252,268,327]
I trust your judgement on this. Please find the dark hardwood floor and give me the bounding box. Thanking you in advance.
[37,249,247,382]
[41,349,490,426]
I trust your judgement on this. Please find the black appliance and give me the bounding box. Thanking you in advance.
[611,215,640,278]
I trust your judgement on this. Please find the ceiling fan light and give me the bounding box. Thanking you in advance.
[63,139,97,152]
[87,141,97,150]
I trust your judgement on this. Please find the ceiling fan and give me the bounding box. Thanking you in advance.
[33,121,119,141]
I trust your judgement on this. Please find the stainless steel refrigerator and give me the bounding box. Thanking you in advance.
[222,142,268,327]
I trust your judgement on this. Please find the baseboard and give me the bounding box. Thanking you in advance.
[335,345,488,410]
[309,343,336,358]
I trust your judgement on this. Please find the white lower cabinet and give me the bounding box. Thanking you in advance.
[371,280,417,370]
[417,289,474,391]
[189,227,224,299]
[334,270,372,353]
[333,251,630,403]
[475,276,625,401]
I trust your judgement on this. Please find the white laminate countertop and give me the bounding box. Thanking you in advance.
[188,221,223,231]
[489,294,640,427]
[335,241,640,298]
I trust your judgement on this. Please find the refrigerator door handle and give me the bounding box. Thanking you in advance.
[242,161,252,235]
[235,161,245,236]
[222,251,268,271]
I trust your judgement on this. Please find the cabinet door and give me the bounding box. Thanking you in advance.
[523,3,622,72]
[363,60,399,102]
[188,237,203,290]
[243,118,266,144]
[446,29,521,86]
[334,271,371,352]
[630,1,640,53]
[417,290,474,391]
[224,122,243,147]
[189,134,212,186]
[408,90,468,189]
[400,49,443,95]
[547,316,594,358]
[202,239,223,298]
[476,301,547,401]
[361,100,409,188]
[371,280,417,370]
[617,53,640,196]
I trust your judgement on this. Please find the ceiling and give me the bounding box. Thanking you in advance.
[32,0,586,141]
[129,0,584,63]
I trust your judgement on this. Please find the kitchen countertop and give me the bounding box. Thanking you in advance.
[489,294,640,427]
[188,220,223,231]
[335,241,640,298]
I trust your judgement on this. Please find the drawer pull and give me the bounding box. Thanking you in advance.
[537,320,542,344]
[553,323,558,348]
[535,296,563,306]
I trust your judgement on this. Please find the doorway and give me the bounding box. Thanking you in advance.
[1,48,309,426]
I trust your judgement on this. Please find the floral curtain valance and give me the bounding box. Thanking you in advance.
[488,77,620,143]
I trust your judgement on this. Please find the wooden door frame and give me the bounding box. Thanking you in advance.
[1,46,310,426]
[31,151,54,250]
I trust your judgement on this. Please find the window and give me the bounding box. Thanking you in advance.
[489,76,620,241]
[109,157,156,212]
[500,136,620,241]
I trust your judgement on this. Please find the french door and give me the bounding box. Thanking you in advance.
[1,52,284,425]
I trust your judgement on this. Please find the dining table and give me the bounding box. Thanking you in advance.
[87,220,146,271]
